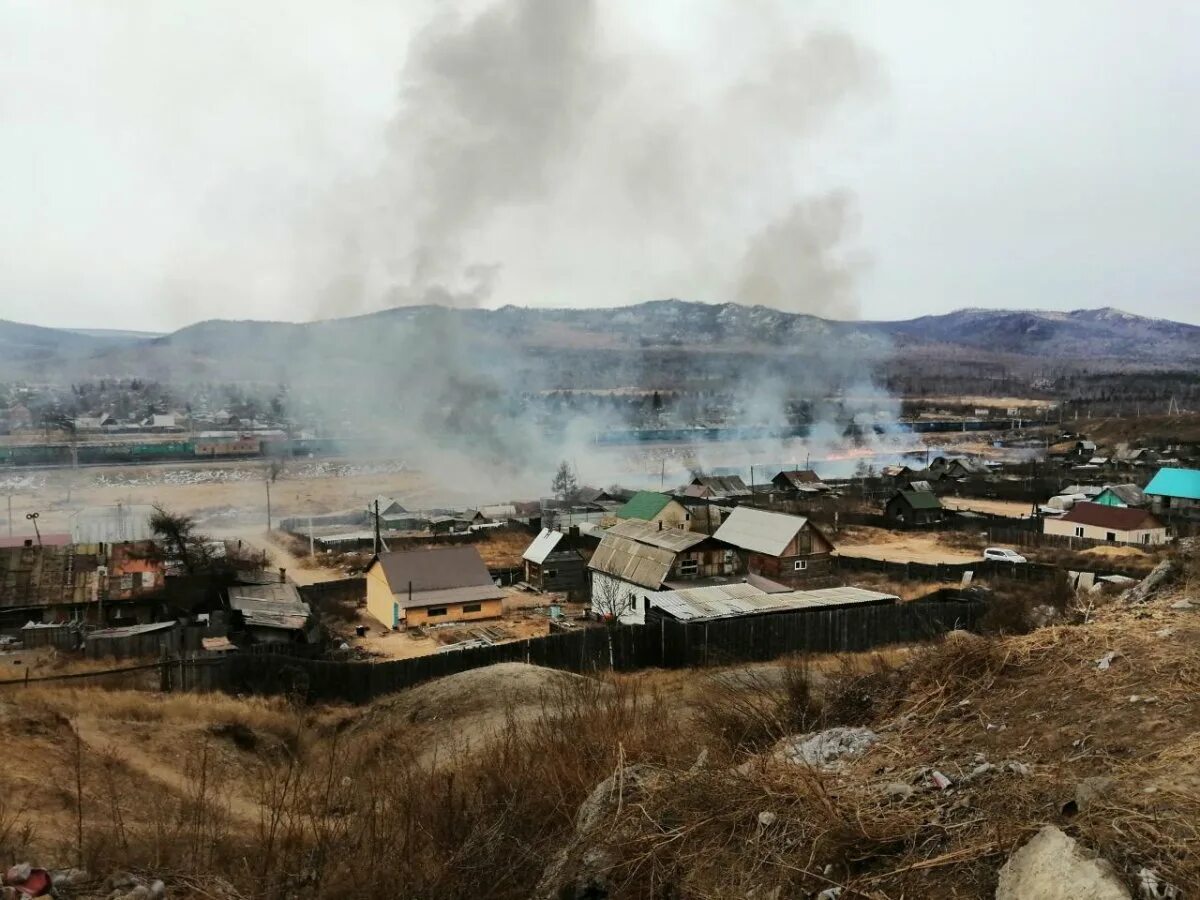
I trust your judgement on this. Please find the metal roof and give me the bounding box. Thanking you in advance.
[895,490,943,510]
[606,519,709,551]
[615,491,675,521]
[589,535,677,590]
[1144,467,1200,501]
[523,528,564,564]
[70,505,157,544]
[646,584,897,622]
[229,583,312,631]
[1059,502,1162,531]
[370,546,505,608]
[713,507,809,557]
[88,621,177,640]
[1096,484,1147,507]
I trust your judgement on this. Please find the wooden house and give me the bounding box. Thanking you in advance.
[884,490,947,527]
[521,529,587,596]
[615,491,693,530]
[712,507,834,585]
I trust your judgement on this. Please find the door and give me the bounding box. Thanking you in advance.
[1106,532,1116,543]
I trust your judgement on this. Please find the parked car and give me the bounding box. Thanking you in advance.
[983,547,1027,564]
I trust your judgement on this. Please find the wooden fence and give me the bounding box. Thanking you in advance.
[832,554,1138,583]
[214,596,985,704]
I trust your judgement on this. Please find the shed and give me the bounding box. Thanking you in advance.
[883,490,946,527]
[1094,484,1148,508]
[228,583,319,644]
[1144,467,1200,518]
[521,529,587,595]
[85,621,182,659]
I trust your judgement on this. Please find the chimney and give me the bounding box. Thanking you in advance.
[569,525,580,538]
[279,567,286,583]
[658,520,663,530]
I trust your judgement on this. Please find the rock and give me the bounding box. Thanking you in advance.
[816,888,843,900]
[1096,651,1119,670]
[995,825,1131,900]
[964,762,996,782]
[4,864,31,885]
[757,810,778,827]
[574,763,663,834]
[50,868,88,887]
[1074,776,1115,813]
[149,880,166,899]
[1137,867,1180,899]
[1168,599,1194,611]
[1005,761,1031,776]
[1122,560,1177,605]
[773,727,878,770]
[882,782,914,801]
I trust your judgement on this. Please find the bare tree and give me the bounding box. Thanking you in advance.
[591,572,635,623]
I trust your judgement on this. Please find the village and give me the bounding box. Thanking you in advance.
[2,414,1197,669]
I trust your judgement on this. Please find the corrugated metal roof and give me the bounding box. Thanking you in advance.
[70,505,157,544]
[646,584,897,622]
[88,621,176,640]
[606,519,708,551]
[1059,502,1161,531]
[713,507,808,557]
[523,528,564,564]
[589,534,676,590]
[1145,467,1200,501]
[229,583,312,631]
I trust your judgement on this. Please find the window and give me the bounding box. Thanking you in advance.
[679,559,699,576]
[1074,526,1084,538]
[426,607,447,617]
[543,569,557,579]
[1106,532,1116,543]
[462,603,482,613]
[794,559,808,571]
[1142,533,1151,544]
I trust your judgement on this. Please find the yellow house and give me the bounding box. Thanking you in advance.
[365,546,506,630]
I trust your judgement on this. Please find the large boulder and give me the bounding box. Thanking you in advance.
[995,826,1130,900]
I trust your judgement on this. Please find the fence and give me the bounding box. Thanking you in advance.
[214,596,985,704]
[832,554,1139,583]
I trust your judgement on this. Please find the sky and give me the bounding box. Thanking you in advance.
[2,0,1199,331]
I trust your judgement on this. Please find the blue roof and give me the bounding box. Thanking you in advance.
[1144,467,1200,501]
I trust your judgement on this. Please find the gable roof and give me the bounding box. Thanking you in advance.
[713,507,813,557]
[772,469,829,491]
[371,546,501,604]
[1144,467,1200,501]
[893,490,943,510]
[646,584,897,622]
[606,519,709,551]
[688,475,749,497]
[523,528,564,565]
[1096,484,1147,507]
[228,583,312,631]
[368,495,406,516]
[616,491,675,521]
[1059,502,1162,531]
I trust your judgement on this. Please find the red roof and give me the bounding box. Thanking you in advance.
[1060,502,1161,532]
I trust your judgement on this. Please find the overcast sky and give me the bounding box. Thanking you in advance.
[3,1,1199,331]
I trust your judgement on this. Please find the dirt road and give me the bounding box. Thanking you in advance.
[834,527,981,564]
[942,496,1035,518]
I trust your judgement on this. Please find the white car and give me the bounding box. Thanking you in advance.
[983,547,1027,564]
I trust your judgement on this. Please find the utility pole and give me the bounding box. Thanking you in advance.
[265,480,271,533]
[6,495,11,538]
[25,512,40,547]
[373,499,381,556]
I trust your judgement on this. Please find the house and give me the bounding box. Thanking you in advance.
[884,490,946,527]
[1113,447,1158,468]
[576,486,631,505]
[0,543,166,627]
[228,582,320,644]
[588,520,732,619]
[73,414,116,432]
[366,496,407,517]
[1144,467,1200,519]
[614,491,692,530]
[1044,502,1167,546]
[85,621,184,659]
[521,529,587,595]
[927,457,988,479]
[142,413,179,431]
[682,475,749,501]
[712,507,835,585]
[365,546,505,630]
[770,469,831,495]
[1093,484,1148,509]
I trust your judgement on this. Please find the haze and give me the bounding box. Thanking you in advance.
[2,0,1199,331]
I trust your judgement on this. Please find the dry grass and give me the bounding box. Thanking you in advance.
[1,594,1197,898]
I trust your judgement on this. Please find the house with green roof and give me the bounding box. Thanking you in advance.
[883,490,947,527]
[1144,467,1200,519]
[614,491,692,530]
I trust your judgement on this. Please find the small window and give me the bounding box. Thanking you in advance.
[426,607,447,617]
[794,559,808,571]
[543,569,557,579]
[1074,526,1084,538]
[679,560,699,576]
[462,603,482,613]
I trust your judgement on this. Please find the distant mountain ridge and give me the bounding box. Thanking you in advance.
[1,301,1197,384]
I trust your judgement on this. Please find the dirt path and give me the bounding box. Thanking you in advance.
[74,717,263,825]
[942,496,1035,518]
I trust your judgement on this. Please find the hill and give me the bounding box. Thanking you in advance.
[2,574,1197,898]
[2,301,1198,387]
